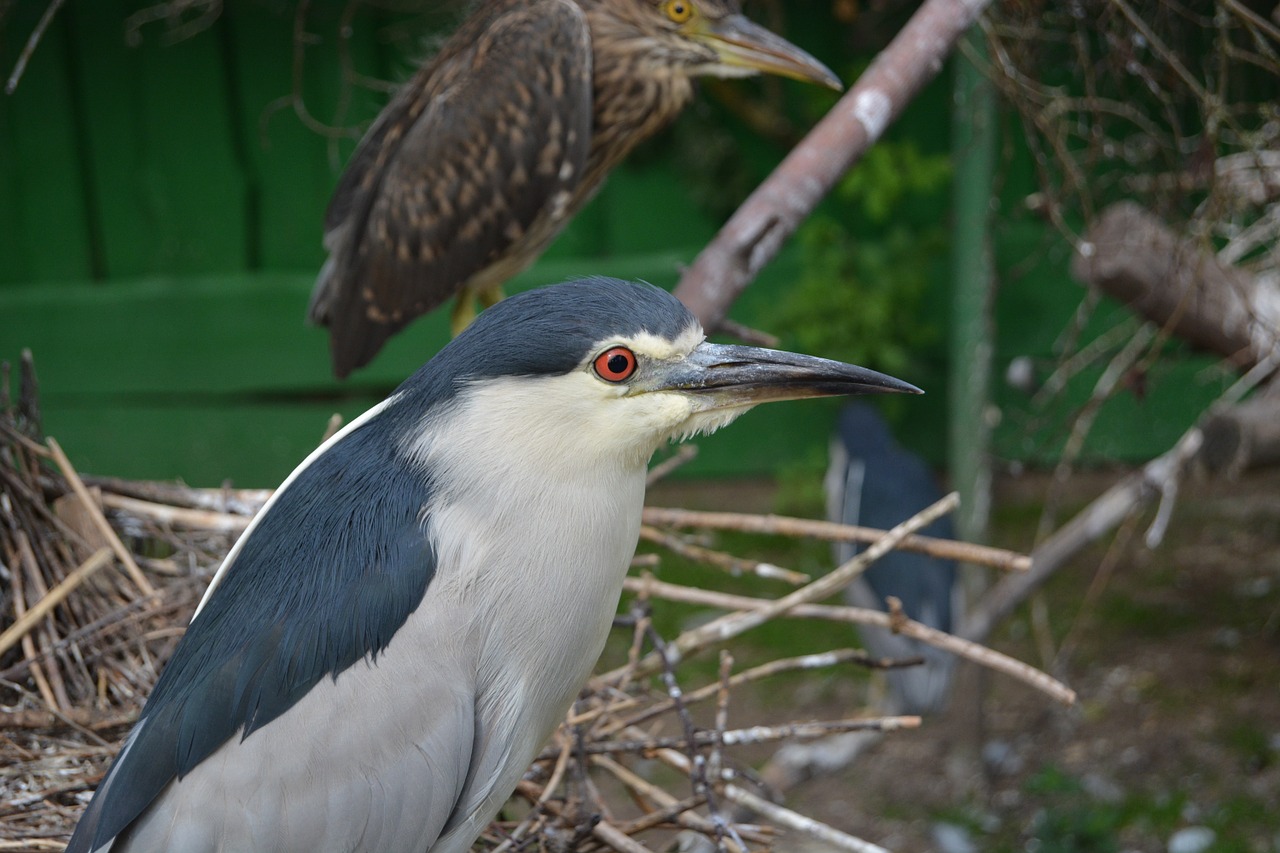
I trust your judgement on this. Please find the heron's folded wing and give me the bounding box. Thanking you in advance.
[65,416,438,852]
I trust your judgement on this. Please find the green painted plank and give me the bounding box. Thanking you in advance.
[39,376,849,489]
[597,164,722,256]
[990,221,1231,463]
[0,5,94,284]
[63,1,247,278]
[221,2,390,272]
[43,400,355,488]
[991,354,1229,464]
[0,251,698,395]
[0,248,854,485]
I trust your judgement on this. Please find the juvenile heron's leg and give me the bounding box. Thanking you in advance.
[450,286,507,337]
[450,295,477,338]
[478,284,506,310]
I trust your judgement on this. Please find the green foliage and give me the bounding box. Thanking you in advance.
[778,141,951,376]
[979,764,1280,851]
[771,441,833,519]
[839,141,953,224]
[1010,767,1150,852]
[1221,722,1276,772]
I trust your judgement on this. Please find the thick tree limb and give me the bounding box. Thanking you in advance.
[1199,395,1280,477]
[673,0,995,329]
[1073,201,1280,368]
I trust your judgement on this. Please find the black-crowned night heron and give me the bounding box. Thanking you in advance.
[68,278,918,853]
[309,0,840,378]
[826,402,958,714]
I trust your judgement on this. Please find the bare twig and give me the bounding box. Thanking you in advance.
[639,525,810,585]
[723,784,889,853]
[673,0,994,328]
[646,445,699,485]
[0,548,113,660]
[962,427,1205,645]
[642,621,745,852]
[584,717,921,755]
[614,494,960,682]
[642,506,1029,572]
[645,740,888,853]
[45,439,155,598]
[590,756,721,838]
[3,0,65,95]
[966,349,1280,645]
[618,648,917,731]
[625,576,1076,706]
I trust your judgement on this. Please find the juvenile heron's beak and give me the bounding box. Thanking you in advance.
[699,15,842,90]
[639,342,921,411]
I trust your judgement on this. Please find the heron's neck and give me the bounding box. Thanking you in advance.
[582,15,695,181]
[408,382,650,734]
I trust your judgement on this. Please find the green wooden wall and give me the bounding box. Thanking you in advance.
[1,3,1229,488]
[0,2,858,486]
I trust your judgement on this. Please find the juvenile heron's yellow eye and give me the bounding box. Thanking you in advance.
[664,0,693,24]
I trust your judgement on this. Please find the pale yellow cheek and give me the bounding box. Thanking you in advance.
[673,405,754,442]
[564,392,694,469]
[627,393,695,438]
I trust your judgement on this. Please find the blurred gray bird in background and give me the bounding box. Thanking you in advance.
[309,0,840,377]
[826,401,959,715]
[68,278,919,853]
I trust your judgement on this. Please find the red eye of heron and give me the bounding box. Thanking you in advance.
[593,347,637,382]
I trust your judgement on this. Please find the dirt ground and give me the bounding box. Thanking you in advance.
[735,468,1280,853]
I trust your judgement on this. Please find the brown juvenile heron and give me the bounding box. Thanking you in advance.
[309,0,840,378]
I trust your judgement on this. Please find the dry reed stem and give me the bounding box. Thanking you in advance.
[0,840,67,850]
[99,494,252,535]
[10,539,56,710]
[45,439,155,598]
[0,548,113,659]
[642,505,1030,571]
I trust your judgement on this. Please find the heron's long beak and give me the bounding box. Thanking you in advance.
[639,342,920,412]
[700,15,842,90]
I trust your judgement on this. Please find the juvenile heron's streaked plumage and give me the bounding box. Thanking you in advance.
[310,0,839,378]
[69,279,918,853]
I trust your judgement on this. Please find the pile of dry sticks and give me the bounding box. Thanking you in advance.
[1,354,1069,853]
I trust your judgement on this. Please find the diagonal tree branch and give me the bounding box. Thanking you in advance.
[673,0,994,329]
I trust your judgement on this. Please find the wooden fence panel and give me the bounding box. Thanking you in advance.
[62,0,248,278]
[0,5,95,284]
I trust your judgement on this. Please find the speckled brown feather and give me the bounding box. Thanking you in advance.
[311,0,835,378]
[312,0,596,378]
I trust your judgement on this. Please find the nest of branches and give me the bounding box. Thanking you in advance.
[0,356,1067,853]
